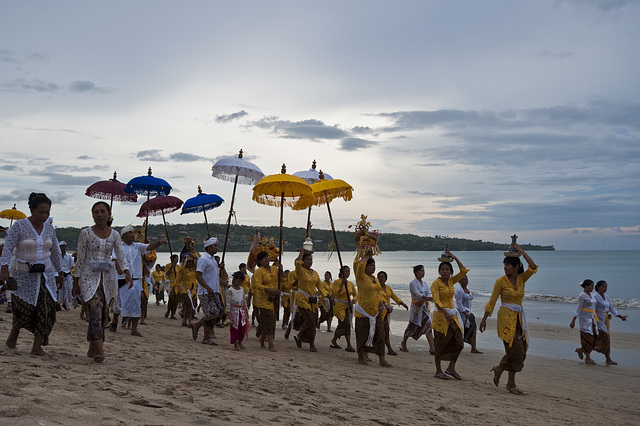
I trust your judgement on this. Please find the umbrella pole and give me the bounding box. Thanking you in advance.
[144,190,150,241]
[222,174,239,264]
[203,210,211,239]
[161,210,173,257]
[326,201,351,310]
[305,206,312,238]
[276,192,284,322]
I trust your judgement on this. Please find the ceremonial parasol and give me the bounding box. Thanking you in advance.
[124,167,172,239]
[212,149,265,262]
[0,204,27,227]
[136,195,183,256]
[85,171,138,222]
[181,186,224,239]
[310,171,354,306]
[293,160,334,238]
[252,164,315,319]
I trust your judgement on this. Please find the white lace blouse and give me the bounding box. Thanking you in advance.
[574,291,598,335]
[0,217,63,306]
[408,278,431,326]
[594,293,619,333]
[74,227,129,304]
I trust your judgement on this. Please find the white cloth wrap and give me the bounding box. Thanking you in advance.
[355,302,378,347]
[502,302,529,344]
[442,307,465,334]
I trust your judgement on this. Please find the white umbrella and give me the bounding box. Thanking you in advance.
[211,149,265,262]
[293,160,333,237]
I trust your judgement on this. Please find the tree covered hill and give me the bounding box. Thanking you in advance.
[52,222,554,253]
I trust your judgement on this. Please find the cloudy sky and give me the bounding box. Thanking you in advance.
[1,0,639,250]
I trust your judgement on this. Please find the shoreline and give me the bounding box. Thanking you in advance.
[1,303,639,424]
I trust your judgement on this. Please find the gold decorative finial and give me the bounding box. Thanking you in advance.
[281,163,286,174]
[112,171,117,180]
[197,185,203,194]
[238,149,243,158]
[147,167,152,176]
[318,170,325,180]
[311,160,316,169]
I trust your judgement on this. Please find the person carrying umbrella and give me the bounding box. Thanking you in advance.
[109,225,165,337]
[191,237,225,345]
[292,248,322,353]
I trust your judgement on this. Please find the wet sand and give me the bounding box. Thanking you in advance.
[0,304,638,425]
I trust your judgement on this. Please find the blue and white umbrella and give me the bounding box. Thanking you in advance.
[124,167,172,239]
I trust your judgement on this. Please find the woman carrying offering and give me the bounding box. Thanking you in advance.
[175,257,197,329]
[73,201,132,362]
[593,280,628,365]
[353,251,390,367]
[479,244,538,395]
[0,193,64,355]
[400,264,435,354]
[293,249,321,352]
[431,251,469,380]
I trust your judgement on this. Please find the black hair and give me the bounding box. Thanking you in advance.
[366,258,375,267]
[28,192,51,210]
[581,279,594,289]
[91,201,111,215]
[302,253,312,262]
[503,256,524,274]
[413,264,424,275]
[595,280,607,291]
[232,271,245,282]
[324,270,332,280]
[438,262,453,274]
[239,263,247,269]
[257,251,269,263]
[377,270,388,280]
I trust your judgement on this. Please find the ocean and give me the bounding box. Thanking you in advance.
[155,249,640,366]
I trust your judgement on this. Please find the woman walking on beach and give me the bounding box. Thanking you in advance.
[175,257,197,328]
[378,270,408,356]
[330,265,357,352]
[431,252,469,380]
[0,193,64,355]
[593,280,628,365]
[73,201,132,362]
[479,244,538,395]
[400,265,435,354]
[455,276,482,353]
[252,251,281,351]
[570,279,604,365]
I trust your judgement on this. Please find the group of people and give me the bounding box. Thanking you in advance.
[0,192,630,396]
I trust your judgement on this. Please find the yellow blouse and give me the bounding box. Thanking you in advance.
[317,279,332,303]
[164,263,181,293]
[380,285,403,320]
[431,267,470,335]
[241,273,251,294]
[484,266,538,347]
[294,260,321,311]
[331,279,357,322]
[152,270,165,285]
[175,267,197,295]
[253,265,279,312]
[353,260,383,318]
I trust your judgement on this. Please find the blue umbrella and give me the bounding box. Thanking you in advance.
[181,186,224,238]
[124,167,172,239]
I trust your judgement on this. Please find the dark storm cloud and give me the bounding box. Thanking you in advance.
[68,80,113,94]
[36,171,102,186]
[216,110,248,123]
[2,78,60,93]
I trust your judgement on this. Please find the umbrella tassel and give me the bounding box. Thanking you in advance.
[161,210,173,257]
[305,206,312,238]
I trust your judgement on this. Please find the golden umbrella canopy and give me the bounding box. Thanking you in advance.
[0,204,27,226]
[252,164,314,319]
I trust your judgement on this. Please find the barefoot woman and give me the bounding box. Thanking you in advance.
[479,244,538,395]
[73,201,132,362]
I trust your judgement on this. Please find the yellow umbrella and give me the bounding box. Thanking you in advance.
[310,171,354,307]
[252,164,314,320]
[0,204,27,226]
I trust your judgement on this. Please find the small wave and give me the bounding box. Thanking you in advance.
[473,291,640,308]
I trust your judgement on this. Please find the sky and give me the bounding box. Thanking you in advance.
[1,0,639,250]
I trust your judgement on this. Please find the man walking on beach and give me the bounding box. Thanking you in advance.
[57,241,74,310]
[110,225,165,336]
[191,237,224,345]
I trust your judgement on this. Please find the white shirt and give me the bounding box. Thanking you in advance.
[594,292,619,333]
[574,291,598,335]
[195,252,220,295]
[454,286,474,315]
[59,252,74,274]
[118,242,148,280]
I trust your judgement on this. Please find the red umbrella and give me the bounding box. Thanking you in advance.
[136,195,183,256]
[85,171,138,219]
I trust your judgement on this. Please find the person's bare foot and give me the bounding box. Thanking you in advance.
[471,349,483,354]
[399,344,408,352]
[268,347,277,352]
[585,358,596,365]
[606,360,618,365]
[31,348,47,356]
[239,342,245,350]
[379,361,392,367]
[507,386,526,395]
[491,366,502,387]
[357,359,369,365]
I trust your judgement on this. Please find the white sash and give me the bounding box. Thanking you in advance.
[502,303,528,344]
[442,307,464,334]
[354,302,378,347]
[288,290,299,329]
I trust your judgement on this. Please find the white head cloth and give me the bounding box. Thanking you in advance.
[204,237,218,248]
[120,224,134,237]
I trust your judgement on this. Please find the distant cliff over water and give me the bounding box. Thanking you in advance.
[52,222,554,252]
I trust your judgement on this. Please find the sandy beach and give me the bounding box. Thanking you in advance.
[0,303,638,426]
